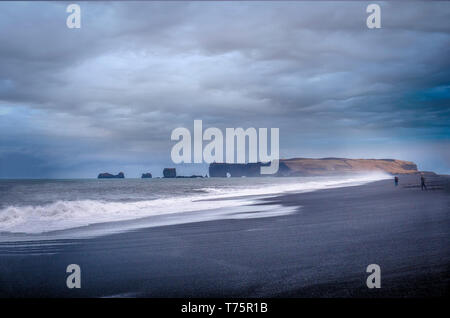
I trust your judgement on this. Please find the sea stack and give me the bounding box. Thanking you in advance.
[98,172,125,179]
[163,168,176,178]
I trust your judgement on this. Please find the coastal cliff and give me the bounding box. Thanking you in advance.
[209,158,418,177]
[277,158,418,176]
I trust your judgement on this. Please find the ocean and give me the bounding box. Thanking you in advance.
[0,173,389,239]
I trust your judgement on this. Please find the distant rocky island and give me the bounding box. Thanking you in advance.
[98,172,125,179]
[97,168,205,179]
[163,168,176,178]
[209,158,419,177]
[175,175,205,179]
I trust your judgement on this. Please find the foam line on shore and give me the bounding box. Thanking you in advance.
[0,172,389,235]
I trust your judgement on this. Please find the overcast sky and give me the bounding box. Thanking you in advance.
[0,1,449,178]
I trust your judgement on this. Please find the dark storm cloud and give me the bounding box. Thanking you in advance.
[0,1,449,177]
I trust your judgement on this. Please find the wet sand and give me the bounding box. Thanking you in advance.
[0,175,449,297]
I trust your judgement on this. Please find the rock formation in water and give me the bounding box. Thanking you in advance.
[163,168,176,178]
[175,175,204,178]
[209,162,269,177]
[209,158,418,177]
[97,172,125,179]
[141,173,152,178]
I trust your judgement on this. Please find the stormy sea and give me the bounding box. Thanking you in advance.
[0,173,448,298]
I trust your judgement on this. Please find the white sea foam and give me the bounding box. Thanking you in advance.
[0,172,389,235]
[0,196,250,234]
[197,172,390,198]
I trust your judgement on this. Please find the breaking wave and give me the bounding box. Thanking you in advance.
[0,172,389,235]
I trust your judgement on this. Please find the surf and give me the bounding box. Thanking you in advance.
[0,172,389,235]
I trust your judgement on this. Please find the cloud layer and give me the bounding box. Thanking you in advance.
[0,1,449,177]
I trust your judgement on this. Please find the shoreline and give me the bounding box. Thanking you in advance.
[0,173,389,237]
[0,175,449,297]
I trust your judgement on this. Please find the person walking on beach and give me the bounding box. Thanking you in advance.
[421,175,427,191]
[394,176,399,186]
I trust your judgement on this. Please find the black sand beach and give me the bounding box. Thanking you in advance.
[0,175,449,298]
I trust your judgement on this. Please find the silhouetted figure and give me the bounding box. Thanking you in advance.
[421,175,427,191]
[394,176,399,186]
